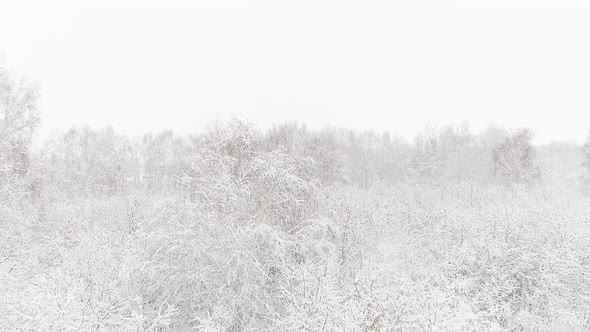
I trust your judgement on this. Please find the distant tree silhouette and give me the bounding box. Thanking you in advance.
[492,129,539,183]
[0,65,39,178]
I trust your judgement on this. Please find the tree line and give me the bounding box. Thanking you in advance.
[2,64,590,331]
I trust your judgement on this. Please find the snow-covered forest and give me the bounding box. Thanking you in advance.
[2,66,590,331]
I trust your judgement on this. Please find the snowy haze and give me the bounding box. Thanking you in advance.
[2,0,590,143]
[4,2,590,329]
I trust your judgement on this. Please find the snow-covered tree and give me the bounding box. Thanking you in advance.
[492,129,540,183]
[38,127,139,199]
[411,124,476,182]
[140,130,188,193]
[183,119,319,229]
[0,65,39,183]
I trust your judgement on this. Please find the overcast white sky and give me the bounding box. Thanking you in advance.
[2,0,590,144]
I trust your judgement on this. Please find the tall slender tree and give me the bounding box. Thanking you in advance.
[0,65,40,179]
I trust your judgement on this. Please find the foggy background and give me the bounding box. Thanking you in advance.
[2,0,590,144]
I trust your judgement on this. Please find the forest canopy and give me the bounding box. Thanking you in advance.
[1,68,590,331]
